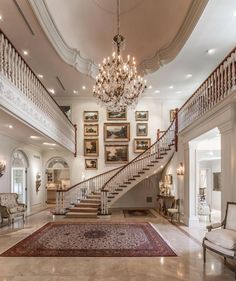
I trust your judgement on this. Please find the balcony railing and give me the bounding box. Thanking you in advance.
[178,48,236,132]
[0,31,76,153]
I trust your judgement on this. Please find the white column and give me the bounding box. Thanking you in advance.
[218,120,236,217]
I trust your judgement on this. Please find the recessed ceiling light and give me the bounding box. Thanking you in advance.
[0,15,3,21]
[207,49,216,55]
[37,74,43,79]
[155,90,160,94]
[160,165,163,168]
[148,85,152,89]
[23,50,29,56]
[73,90,79,94]
[8,125,13,129]
[30,136,40,139]
[48,89,55,95]
[234,11,236,17]
[82,86,86,90]
[43,142,56,146]
[169,86,174,89]
[176,91,183,94]
[186,74,193,78]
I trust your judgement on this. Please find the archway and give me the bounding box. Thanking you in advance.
[11,149,29,205]
[45,157,70,204]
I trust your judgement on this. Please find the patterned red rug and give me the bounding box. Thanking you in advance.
[0,222,177,257]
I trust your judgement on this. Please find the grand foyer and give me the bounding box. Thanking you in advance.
[0,0,236,280]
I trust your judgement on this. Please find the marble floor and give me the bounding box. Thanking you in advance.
[0,209,234,281]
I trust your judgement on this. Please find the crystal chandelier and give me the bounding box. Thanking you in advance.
[93,0,147,112]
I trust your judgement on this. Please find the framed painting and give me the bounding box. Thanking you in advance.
[84,139,99,156]
[104,123,130,142]
[59,105,72,120]
[134,138,151,153]
[105,144,129,164]
[135,111,148,121]
[107,108,127,121]
[83,111,99,122]
[85,159,98,170]
[169,109,177,122]
[136,123,148,136]
[84,124,99,136]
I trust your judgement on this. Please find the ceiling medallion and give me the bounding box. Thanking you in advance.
[93,0,147,112]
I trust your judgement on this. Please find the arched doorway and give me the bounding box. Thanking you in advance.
[11,149,29,205]
[45,157,70,204]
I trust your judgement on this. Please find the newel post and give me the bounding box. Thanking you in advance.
[101,190,108,215]
[175,108,179,152]
[157,129,160,140]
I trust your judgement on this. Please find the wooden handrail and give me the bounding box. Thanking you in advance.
[56,165,123,193]
[0,28,74,126]
[178,47,236,114]
[101,117,177,191]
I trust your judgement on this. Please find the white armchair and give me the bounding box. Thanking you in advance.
[203,202,236,278]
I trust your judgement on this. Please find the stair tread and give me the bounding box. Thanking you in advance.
[66,212,97,218]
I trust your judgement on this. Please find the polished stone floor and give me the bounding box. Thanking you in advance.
[0,209,234,281]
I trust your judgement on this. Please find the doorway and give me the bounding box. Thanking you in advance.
[11,150,28,205]
[189,128,221,223]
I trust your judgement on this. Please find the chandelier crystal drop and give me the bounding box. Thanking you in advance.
[93,0,147,112]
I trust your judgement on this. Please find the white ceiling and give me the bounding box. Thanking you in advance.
[0,0,236,101]
[145,0,236,99]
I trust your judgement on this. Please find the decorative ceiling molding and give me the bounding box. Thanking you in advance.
[29,0,208,78]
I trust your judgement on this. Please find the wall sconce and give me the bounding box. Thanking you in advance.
[177,162,184,176]
[0,160,6,177]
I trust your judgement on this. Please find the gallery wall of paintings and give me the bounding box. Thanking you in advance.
[56,97,184,180]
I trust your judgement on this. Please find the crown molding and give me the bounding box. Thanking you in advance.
[29,0,208,78]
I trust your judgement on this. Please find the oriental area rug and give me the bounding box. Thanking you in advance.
[1,222,176,257]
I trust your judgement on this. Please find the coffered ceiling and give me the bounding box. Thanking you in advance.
[0,0,236,101]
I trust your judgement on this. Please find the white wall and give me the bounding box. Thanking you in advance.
[0,134,45,214]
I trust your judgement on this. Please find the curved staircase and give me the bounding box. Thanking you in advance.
[55,117,178,218]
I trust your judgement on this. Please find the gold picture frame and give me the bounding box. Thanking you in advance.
[84,138,99,156]
[83,111,99,122]
[105,144,129,164]
[84,124,99,136]
[135,111,148,121]
[85,159,98,170]
[134,138,151,153]
[136,123,148,136]
[107,108,127,120]
[104,123,130,142]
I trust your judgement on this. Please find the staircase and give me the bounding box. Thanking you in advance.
[66,192,101,218]
[54,117,178,218]
[100,119,177,215]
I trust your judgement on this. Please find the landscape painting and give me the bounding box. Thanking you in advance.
[136,123,148,136]
[105,145,129,164]
[135,111,148,121]
[104,123,130,142]
[107,108,127,120]
[85,159,98,170]
[134,138,151,153]
[84,139,99,156]
[84,111,99,122]
[84,124,99,136]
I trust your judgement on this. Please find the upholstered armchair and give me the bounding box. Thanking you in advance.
[203,202,236,278]
[0,193,26,225]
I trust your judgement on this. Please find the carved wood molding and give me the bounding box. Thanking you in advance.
[29,0,208,78]
[0,75,75,153]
